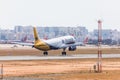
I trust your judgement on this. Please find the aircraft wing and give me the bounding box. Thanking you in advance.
[60,42,84,48]
[15,42,34,46]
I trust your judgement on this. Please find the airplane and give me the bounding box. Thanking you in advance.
[18,27,85,55]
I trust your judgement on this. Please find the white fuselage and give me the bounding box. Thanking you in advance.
[43,36,76,49]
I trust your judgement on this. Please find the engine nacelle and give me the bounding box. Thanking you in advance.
[68,46,76,51]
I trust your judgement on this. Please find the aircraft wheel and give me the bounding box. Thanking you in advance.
[43,52,48,56]
[62,52,66,56]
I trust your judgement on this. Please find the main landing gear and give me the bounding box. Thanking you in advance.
[62,52,66,56]
[62,48,66,56]
[43,51,48,56]
[43,48,67,56]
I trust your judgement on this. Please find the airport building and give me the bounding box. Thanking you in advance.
[93,29,112,40]
[0,26,120,45]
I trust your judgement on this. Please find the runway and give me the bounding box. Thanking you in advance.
[0,54,120,60]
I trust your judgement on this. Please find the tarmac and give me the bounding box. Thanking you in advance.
[0,54,120,60]
[0,44,120,80]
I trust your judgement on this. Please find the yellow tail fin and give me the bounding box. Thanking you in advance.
[33,27,41,44]
[33,27,50,51]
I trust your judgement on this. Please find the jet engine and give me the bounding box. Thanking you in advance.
[68,46,76,51]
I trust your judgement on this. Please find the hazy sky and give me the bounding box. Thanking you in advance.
[0,0,120,31]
